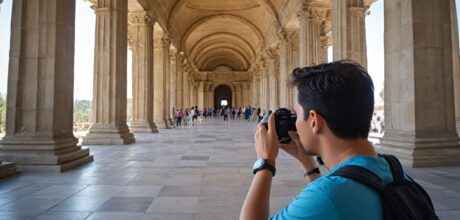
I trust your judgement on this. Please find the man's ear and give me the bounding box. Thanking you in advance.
[309,110,324,134]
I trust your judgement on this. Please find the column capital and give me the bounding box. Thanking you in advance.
[128,11,156,27]
[127,26,137,50]
[349,6,367,17]
[277,29,294,44]
[161,35,171,49]
[297,1,329,21]
[169,48,178,63]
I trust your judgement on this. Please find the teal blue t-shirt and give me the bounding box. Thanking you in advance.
[270,156,398,220]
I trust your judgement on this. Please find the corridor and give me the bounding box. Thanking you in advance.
[0,118,459,219]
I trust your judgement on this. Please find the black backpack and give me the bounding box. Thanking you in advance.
[331,154,438,220]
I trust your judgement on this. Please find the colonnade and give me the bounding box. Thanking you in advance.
[0,0,460,172]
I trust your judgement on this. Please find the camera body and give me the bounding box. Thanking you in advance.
[261,108,297,143]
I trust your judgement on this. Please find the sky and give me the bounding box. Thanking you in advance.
[0,0,459,104]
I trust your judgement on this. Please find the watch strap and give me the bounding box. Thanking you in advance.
[253,161,276,176]
[304,167,320,177]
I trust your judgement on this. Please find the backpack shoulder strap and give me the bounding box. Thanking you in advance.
[381,155,404,183]
[331,165,387,192]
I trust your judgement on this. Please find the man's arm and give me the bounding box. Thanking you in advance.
[240,114,279,220]
[239,169,273,220]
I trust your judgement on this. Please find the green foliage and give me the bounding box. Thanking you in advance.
[0,94,5,133]
[379,87,384,101]
[73,100,92,123]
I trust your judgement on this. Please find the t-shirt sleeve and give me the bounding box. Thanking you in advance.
[269,186,338,220]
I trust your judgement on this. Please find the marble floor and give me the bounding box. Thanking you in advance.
[0,118,459,220]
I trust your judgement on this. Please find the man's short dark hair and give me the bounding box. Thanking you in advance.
[288,60,374,139]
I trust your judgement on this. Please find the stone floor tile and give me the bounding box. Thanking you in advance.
[158,185,202,197]
[85,212,144,220]
[96,196,154,212]
[0,210,36,220]
[146,197,199,214]
[51,195,112,212]
[34,211,91,220]
[141,213,195,220]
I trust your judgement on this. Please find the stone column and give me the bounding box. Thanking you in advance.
[162,37,173,127]
[153,28,170,129]
[258,63,269,111]
[378,0,460,167]
[278,30,293,108]
[198,82,205,110]
[332,0,367,68]
[83,0,135,145]
[169,47,177,125]
[176,53,184,109]
[183,69,190,108]
[252,73,261,107]
[451,0,460,132]
[298,1,328,67]
[205,82,213,108]
[127,11,157,133]
[267,51,280,110]
[0,0,93,172]
[242,82,250,107]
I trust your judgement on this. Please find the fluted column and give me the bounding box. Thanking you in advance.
[162,37,173,127]
[127,11,157,133]
[83,0,135,145]
[176,53,184,109]
[298,1,328,67]
[379,0,460,167]
[183,70,190,108]
[451,0,460,132]
[153,29,169,128]
[260,61,270,111]
[0,0,93,172]
[205,82,213,109]
[267,51,280,110]
[197,82,204,110]
[278,30,292,108]
[332,0,367,68]
[252,73,261,107]
[242,82,250,107]
[169,48,178,125]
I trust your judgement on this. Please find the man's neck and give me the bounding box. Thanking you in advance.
[320,138,377,170]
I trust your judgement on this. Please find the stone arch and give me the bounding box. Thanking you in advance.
[214,84,233,109]
[169,0,280,27]
[180,14,264,51]
[189,32,256,59]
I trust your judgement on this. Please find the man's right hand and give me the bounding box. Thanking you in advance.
[279,131,317,172]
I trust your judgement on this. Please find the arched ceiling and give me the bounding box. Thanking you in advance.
[135,0,290,72]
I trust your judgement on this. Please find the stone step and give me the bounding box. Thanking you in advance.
[0,161,18,179]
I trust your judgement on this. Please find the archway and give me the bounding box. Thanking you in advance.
[214,85,232,109]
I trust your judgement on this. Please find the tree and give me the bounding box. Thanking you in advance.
[0,94,6,133]
[73,100,92,123]
[379,87,384,102]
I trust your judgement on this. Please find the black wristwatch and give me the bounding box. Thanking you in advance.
[304,167,320,178]
[252,159,276,176]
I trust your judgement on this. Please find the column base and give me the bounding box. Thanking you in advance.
[0,134,93,172]
[154,120,171,129]
[82,124,135,145]
[456,118,460,135]
[0,162,17,179]
[376,131,460,167]
[130,120,158,133]
[168,118,175,128]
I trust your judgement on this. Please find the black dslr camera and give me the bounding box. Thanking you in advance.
[261,108,297,144]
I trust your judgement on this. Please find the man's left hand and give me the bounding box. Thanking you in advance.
[254,113,279,165]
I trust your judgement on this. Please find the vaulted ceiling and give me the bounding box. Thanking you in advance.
[131,0,296,72]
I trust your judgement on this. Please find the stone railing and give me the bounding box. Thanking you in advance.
[73,122,91,132]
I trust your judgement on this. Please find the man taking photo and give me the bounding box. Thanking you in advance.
[240,60,437,220]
